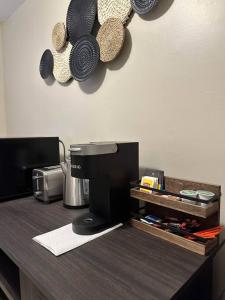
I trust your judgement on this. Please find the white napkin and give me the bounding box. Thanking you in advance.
[33,223,122,256]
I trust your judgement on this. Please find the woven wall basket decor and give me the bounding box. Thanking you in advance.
[130,0,158,15]
[52,22,67,51]
[97,18,125,62]
[40,0,164,83]
[39,49,54,79]
[98,0,132,25]
[53,42,73,83]
[67,0,97,45]
[69,34,100,82]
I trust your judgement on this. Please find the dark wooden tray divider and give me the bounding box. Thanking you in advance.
[131,176,221,218]
[130,188,219,218]
[131,219,218,256]
[165,177,221,197]
[130,176,221,256]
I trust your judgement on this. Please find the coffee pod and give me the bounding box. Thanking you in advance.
[180,190,198,205]
[197,190,215,208]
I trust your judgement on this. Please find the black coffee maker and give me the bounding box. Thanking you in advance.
[70,142,139,235]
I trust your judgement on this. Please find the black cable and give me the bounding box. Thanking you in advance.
[59,139,66,162]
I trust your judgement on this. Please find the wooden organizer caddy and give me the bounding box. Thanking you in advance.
[130,177,221,256]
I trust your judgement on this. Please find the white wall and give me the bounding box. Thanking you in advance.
[3,0,225,219]
[0,23,6,136]
[1,0,225,297]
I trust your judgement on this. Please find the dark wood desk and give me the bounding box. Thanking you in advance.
[0,197,214,300]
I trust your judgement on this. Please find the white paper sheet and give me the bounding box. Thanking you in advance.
[33,223,122,256]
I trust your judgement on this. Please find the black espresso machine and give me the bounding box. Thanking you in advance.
[70,142,139,235]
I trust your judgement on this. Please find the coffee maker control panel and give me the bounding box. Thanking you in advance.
[70,142,118,156]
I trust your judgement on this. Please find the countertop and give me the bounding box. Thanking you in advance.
[0,197,209,300]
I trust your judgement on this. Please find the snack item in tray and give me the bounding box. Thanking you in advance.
[140,176,158,194]
[180,190,198,205]
[193,226,224,239]
[197,190,215,207]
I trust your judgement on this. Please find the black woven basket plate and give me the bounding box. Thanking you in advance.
[69,34,100,82]
[131,0,158,15]
[39,49,54,79]
[66,0,97,45]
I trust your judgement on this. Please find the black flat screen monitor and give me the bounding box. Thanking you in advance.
[0,137,59,201]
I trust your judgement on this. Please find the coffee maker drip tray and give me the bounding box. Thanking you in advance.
[72,213,114,235]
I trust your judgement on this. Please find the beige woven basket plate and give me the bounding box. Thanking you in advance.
[97,18,125,62]
[52,22,67,51]
[98,0,132,25]
[53,42,72,83]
